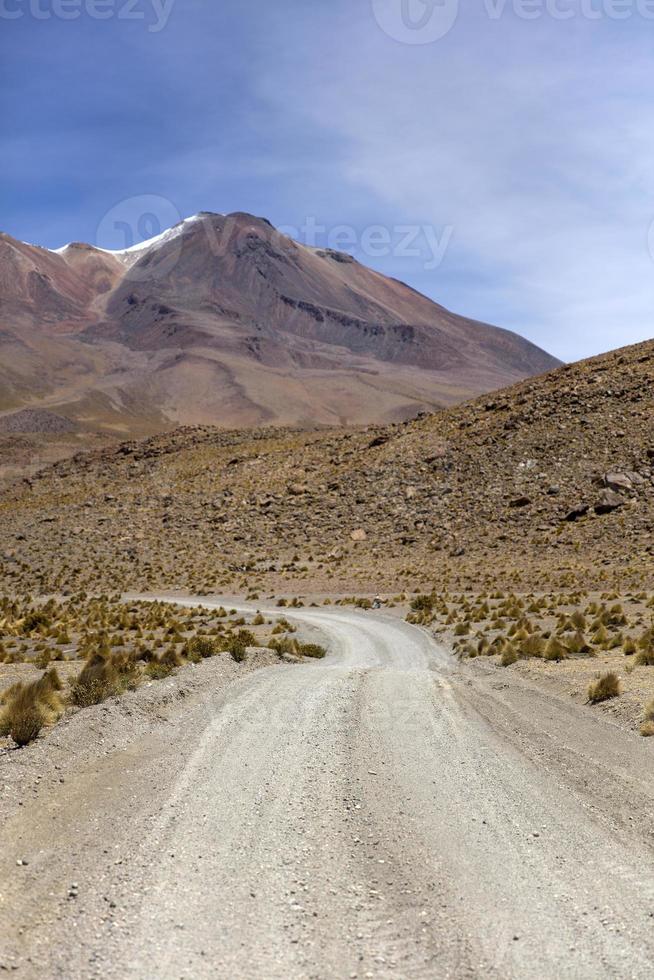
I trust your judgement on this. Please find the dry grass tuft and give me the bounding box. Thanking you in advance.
[640,699,654,737]
[69,654,121,707]
[587,671,621,704]
[0,668,65,746]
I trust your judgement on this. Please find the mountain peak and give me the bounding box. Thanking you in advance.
[0,214,560,436]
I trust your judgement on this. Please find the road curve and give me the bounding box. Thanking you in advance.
[2,600,654,979]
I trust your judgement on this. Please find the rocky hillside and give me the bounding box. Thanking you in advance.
[1,337,652,597]
[0,212,558,437]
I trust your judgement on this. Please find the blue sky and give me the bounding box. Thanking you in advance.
[2,0,654,362]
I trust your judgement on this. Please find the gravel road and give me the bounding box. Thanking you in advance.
[2,601,654,979]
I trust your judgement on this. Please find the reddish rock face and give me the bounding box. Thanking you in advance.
[0,213,560,433]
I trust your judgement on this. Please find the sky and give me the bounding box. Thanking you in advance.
[2,0,654,362]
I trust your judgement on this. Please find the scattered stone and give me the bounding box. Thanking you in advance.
[595,489,624,515]
[604,472,633,493]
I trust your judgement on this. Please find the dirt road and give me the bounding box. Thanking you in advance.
[2,601,654,979]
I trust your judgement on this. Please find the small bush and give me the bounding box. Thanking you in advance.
[234,629,256,647]
[588,671,621,704]
[519,633,545,658]
[70,654,119,706]
[0,669,64,746]
[640,699,654,736]
[544,637,568,662]
[228,640,247,663]
[189,636,219,660]
[298,643,327,659]
[501,644,518,667]
[146,657,174,679]
[10,707,44,747]
[268,635,295,656]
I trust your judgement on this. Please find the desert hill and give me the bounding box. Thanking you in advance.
[0,212,558,438]
[1,336,652,597]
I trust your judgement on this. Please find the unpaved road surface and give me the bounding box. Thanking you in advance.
[2,601,654,979]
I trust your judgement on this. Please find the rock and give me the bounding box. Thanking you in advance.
[565,504,590,522]
[350,529,367,542]
[509,496,531,508]
[547,485,560,496]
[595,489,624,515]
[604,472,633,492]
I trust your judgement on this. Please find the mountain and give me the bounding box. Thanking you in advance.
[1,337,651,599]
[0,211,559,436]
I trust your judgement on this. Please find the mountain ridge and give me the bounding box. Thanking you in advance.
[0,211,560,438]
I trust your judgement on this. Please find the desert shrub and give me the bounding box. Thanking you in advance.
[501,644,518,667]
[518,633,545,658]
[268,635,295,656]
[544,637,568,662]
[146,657,174,679]
[234,629,256,647]
[298,643,327,659]
[34,648,52,670]
[592,624,610,647]
[622,637,637,656]
[189,636,218,659]
[9,707,44,747]
[570,610,587,630]
[565,631,591,655]
[20,610,50,635]
[227,639,247,663]
[588,671,621,704]
[635,650,654,667]
[641,699,654,737]
[252,613,265,626]
[70,654,120,706]
[0,669,64,746]
[159,646,182,668]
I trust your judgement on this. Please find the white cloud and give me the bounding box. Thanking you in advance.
[252,5,654,361]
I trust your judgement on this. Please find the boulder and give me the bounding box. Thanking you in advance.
[604,472,632,493]
[595,489,624,515]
